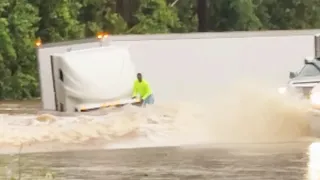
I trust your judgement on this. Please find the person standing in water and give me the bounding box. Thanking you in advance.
[132,73,155,106]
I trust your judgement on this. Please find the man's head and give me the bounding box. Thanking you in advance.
[137,73,142,82]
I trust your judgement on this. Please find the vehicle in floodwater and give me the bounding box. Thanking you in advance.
[278,57,320,106]
[277,33,320,136]
[278,34,320,109]
[35,33,141,113]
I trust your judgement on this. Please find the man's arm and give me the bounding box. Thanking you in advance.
[142,83,152,100]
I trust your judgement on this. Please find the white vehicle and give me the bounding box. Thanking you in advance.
[36,33,140,113]
[278,34,320,109]
[278,57,320,109]
[278,34,320,136]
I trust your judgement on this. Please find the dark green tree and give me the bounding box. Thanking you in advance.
[34,0,85,42]
[128,0,182,34]
[0,0,40,99]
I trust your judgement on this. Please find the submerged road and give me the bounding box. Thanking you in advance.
[0,143,318,179]
[0,100,318,179]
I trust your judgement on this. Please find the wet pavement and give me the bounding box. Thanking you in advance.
[0,143,318,180]
[0,100,318,180]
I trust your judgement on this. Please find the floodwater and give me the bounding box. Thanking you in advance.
[1,144,319,180]
[0,83,320,179]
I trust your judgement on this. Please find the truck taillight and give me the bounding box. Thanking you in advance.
[96,32,109,40]
[35,38,42,47]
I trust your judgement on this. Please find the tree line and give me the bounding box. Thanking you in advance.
[0,0,320,99]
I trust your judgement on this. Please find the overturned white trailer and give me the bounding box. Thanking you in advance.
[36,34,140,112]
[36,30,320,113]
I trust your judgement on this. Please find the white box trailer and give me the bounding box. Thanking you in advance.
[36,34,140,112]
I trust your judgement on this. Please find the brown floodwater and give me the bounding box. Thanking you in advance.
[0,143,319,180]
[0,96,318,180]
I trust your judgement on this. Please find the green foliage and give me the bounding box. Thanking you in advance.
[0,0,39,99]
[79,0,128,36]
[254,0,320,30]
[1,0,320,99]
[128,0,182,34]
[34,0,85,42]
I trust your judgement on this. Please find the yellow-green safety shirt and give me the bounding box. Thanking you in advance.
[132,80,152,100]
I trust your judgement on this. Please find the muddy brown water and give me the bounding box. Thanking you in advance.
[0,100,318,180]
[0,144,318,180]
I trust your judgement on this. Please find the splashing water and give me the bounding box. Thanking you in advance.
[0,82,313,154]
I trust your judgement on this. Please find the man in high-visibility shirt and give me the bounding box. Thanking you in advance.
[132,73,155,106]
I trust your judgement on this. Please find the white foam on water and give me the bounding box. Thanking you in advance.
[0,80,314,154]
